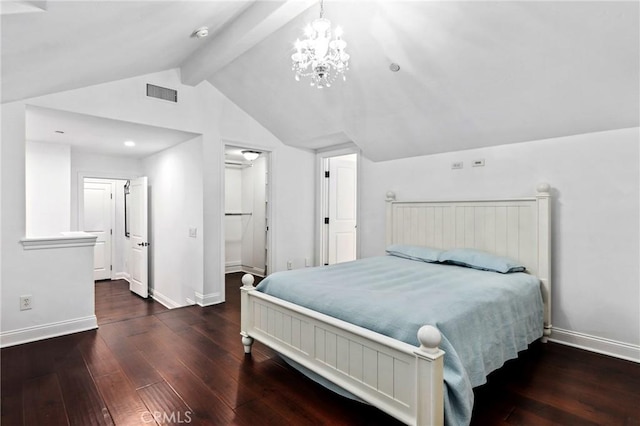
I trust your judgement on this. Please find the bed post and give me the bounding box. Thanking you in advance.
[414,325,445,426]
[536,183,552,341]
[240,273,255,354]
[385,191,396,247]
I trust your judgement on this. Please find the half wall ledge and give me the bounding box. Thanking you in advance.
[20,232,97,250]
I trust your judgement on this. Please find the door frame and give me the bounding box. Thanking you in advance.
[315,144,361,267]
[220,141,274,302]
[82,178,116,280]
[77,171,138,281]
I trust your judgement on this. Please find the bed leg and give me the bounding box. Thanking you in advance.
[241,334,254,354]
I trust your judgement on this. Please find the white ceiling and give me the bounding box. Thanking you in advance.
[3,1,639,161]
[26,106,200,159]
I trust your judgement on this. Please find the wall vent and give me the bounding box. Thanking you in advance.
[146,84,177,102]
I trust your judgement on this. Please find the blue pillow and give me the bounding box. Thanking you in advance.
[438,248,526,273]
[386,244,442,263]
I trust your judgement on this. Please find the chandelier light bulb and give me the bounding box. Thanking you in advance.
[291,0,349,89]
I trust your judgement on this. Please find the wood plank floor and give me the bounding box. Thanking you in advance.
[2,274,639,425]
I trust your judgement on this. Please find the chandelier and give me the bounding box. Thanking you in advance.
[291,0,349,88]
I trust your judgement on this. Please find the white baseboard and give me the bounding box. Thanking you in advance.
[151,289,183,309]
[550,327,640,363]
[194,291,223,307]
[114,272,130,281]
[225,265,265,278]
[225,265,242,274]
[0,315,98,348]
[241,265,265,277]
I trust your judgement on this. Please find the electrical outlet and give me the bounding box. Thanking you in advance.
[287,260,293,270]
[451,161,463,170]
[472,159,485,167]
[20,295,32,311]
[189,227,197,238]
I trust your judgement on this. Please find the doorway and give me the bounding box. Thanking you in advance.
[82,178,128,281]
[319,152,359,265]
[81,176,149,298]
[223,145,271,277]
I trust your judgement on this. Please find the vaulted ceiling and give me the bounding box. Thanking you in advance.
[3,1,638,161]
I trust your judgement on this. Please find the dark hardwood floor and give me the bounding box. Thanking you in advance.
[2,274,638,425]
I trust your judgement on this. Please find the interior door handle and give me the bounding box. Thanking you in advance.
[137,242,150,247]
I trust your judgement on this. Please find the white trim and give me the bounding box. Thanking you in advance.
[21,233,97,250]
[83,178,118,280]
[225,265,265,277]
[0,315,98,348]
[315,146,361,267]
[550,327,640,363]
[221,140,274,301]
[114,271,130,281]
[78,174,135,280]
[241,265,265,277]
[76,171,138,230]
[194,291,223,307]
[226,260,241,268]
[151,290,183,309]
[225,263,242,274]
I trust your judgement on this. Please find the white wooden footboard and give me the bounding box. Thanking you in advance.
[240,274,445,426]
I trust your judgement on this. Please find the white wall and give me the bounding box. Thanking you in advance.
[241,156,267,274]
[224,165,243,270]
[143,137,204,307]
[111,179,129,277]
[25,140,71,236]
[2,103,97,347]
[225,157,267,275]
[359,127,640,358]
[220,100,316,274]
[1,67,316,344]
[70,150,144,231]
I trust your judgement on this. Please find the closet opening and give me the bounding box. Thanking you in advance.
[223,145,271,278]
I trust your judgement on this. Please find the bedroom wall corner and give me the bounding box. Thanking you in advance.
[359,127,640,360]
[142,136,204,308]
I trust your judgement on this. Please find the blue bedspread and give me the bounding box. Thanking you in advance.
[256,255,544,426]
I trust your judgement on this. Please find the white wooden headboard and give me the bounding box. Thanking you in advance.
[385,184,552,338]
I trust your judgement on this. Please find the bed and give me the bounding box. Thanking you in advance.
[240,184,552,426]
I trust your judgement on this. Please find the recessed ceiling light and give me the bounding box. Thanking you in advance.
[124,140,136,147]
[389,63,401,72]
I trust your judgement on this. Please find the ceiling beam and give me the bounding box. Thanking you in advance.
[0,1,47,15]
[180,0,316,87]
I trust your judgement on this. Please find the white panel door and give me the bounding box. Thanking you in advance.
[129,177,149,298]
[84,181,113,280]
[328,155,357,264]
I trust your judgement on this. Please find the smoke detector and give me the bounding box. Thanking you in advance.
[192,27,209,39]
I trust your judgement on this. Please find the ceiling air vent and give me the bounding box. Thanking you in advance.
[146,84,177,103]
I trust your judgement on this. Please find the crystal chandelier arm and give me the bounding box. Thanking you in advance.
[291,0,348,89]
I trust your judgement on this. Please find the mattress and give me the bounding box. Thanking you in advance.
[256,255,544,426]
